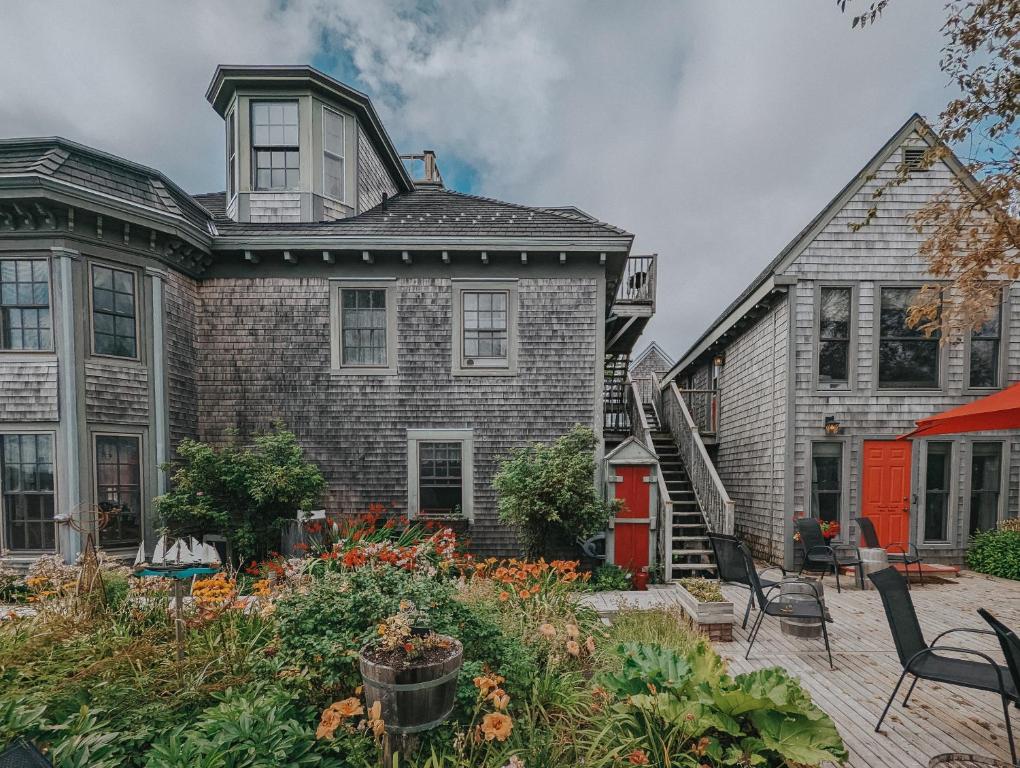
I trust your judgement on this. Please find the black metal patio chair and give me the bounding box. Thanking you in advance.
[853,516,924,588]
[0,738,53,767]
[743,545,834,669]
[707,532,787,629]
[795,517,863,593]
[869,567,1017,764]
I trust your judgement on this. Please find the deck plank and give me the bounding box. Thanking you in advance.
[714,570,1016,768]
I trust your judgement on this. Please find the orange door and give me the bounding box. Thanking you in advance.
[861,440,912,546]
[614,465,650,571]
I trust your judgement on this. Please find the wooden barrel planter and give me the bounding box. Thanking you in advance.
[779,579,827,639]
[359,636,463,735]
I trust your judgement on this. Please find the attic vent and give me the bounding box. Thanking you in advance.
[903,147,928,172]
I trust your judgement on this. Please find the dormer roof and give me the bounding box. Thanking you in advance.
[205,64,413,194]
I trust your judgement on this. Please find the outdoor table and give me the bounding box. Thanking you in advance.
[779,578,826,639]
[137,566,219,661]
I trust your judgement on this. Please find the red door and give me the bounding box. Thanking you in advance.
[861,440,912,546]
[614,465,650,571]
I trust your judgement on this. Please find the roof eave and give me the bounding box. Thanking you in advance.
[210,234,633,252]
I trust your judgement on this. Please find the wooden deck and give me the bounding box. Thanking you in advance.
[715,570,1019,768]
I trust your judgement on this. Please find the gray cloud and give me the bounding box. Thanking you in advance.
[0,1,952,356]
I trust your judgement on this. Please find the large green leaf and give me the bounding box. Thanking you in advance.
[749,710,849,766]
[601,643,693,696]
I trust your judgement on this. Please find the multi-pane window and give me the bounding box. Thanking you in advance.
[923,442,952,542]
[418,442,463,516]
[818,287,851,387]
[341,289,387,366]
[970,305,1001,389]
[970,443,1002,536]
[0,259,51,351]
[323,108,344,201]
[226,110,237,200]
[878,287,939,389]
[252,101,299,190]
[463,291,508,363]
[810,443,842,524]
[1,434,55,551]
[92,264,137,358]
[95,435,142,547]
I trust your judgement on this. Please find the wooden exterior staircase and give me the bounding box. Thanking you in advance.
[643,403,717,578]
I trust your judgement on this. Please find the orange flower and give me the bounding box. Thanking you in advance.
[538,623,557,639]
[489,689,510,710]
[480,712,513,742]
[627,749,650,765]
[365,700,385,737]
[585,636,596,654]
[498,590,510,602]
[332,697,365,718]
[518,589,530,600]
[316,707,344,740]
[565,640,580,657]
[473,674,504,697]
[565,623,580,639]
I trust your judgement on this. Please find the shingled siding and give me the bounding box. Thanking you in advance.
[357,128,398,214]
[713,300,789,563]
[782,135,1020,562]
[164,270,200,448]
[0,360,59,422]
[84,361,149,425]
[193,275,598,555]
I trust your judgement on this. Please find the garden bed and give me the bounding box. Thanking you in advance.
[672,578,734,641]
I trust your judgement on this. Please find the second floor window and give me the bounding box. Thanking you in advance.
[0,259,51,351]
[252,102,299,190]
[323,108,344,200]
[969,304,1001,389]
[818,287,851,387]
[226,110,237,200]
[878,287,939,389]
[463,291,508,363]
[341,288,387,366]
[92,264,137,359]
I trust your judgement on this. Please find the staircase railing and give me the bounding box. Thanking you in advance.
[652,372,735,536]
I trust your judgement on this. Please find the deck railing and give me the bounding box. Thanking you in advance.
[652,373,734,535]
[615,254,656,305]
[675,388,718,435]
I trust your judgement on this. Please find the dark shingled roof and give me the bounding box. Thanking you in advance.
[208,187,632,240]
[0,137,213,230]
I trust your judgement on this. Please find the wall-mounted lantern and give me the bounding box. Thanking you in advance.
[712,354,725,367]
[824,416,841,436]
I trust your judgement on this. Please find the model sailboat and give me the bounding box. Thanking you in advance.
[135,535,222,568]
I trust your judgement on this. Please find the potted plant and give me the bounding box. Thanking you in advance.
[359,603,463,735]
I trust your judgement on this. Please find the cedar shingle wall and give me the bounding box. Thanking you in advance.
[0,361,58,422]
[164,270,199,448]
[713,300,789,562]
[357,129,398,214]
[192,276,598,555]
[84,361,149,424]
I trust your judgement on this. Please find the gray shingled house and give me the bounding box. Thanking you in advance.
[644,114,1018,573]
[0,65,654,564]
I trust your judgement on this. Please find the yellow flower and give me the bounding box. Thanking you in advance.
[480,712,513,742]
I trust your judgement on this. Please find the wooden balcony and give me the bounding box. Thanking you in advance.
[606,253,656,355]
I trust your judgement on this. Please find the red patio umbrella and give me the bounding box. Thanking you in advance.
[901,381,1020,438]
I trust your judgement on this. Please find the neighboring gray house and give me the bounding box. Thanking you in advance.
[629,341,674,402]
[654,114,1018,570]
[0,65,653,564]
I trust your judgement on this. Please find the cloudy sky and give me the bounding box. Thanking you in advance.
[0,0,955,356]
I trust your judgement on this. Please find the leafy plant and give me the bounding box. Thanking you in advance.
[155,426,325,563]
[600,643,847,767]
[677,577,724,603]
[494,425,616,558]
[590,564,632,592]
[967,527,1020,580]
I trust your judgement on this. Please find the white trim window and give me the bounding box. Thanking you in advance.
[0,258,51,351]
[922,441,953,543]
[407,429,473,520]
[877,287,939,389]
[95,434,142,548]
[91,263,138,359]
[252,101,299,191]
[226,109,238,202]
[969,442,1003,536]
[809,442,842,525]
[322,107,345,202]
[817,286,851,388]
[1,433,56,552]
[969,303,1002,389]
[452,280,518,375]
[329,280,397,374]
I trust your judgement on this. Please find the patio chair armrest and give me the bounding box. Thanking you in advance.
[906,646,1007,690]
[930,627,997,645]
[887,541,921,559]
[759,565,788,578]
[805,545,834,558]
[765,581,825,605]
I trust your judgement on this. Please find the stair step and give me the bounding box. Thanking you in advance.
[671,548,713,556]
[672,563,717,571]
[672,523,707,530]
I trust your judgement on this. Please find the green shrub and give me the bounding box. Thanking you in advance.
[600,643,847,767]
[155,426,325,563]
[967,527,1020,579]
[677,577,723,602]
[494,425,616,558]
[590,564,632,591]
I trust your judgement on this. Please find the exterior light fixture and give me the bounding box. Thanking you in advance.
[712,354,725,367]
[824,416,841,436]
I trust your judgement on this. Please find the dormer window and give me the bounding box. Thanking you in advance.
[252,101,299,190]
[323,107,345,201]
